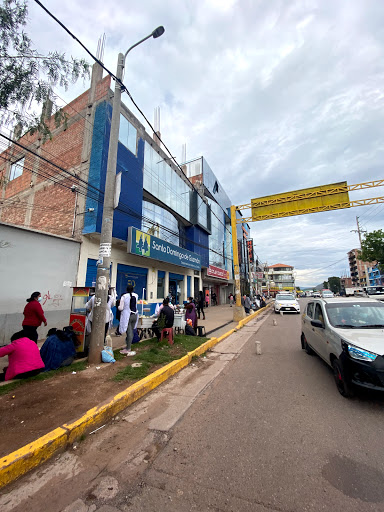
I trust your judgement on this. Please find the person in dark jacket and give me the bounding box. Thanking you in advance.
[40,328,77,371]
[197,291,206,320]
[152,299,174,340]
[22,291,47,342]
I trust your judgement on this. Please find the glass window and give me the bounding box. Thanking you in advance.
[307,302,314,318]
[314,304,324,323]
[157,275,165,299]
[143,142,190,221]
[119,115,137,155]
[9,157,24,181]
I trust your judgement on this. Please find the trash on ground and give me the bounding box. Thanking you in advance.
[72,371,77,374]
[131,363,142,368]
[89,424,106,435]
[95,366,101,370]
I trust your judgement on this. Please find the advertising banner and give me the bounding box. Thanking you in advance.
[127,227,201,271]
[207,265,229,280]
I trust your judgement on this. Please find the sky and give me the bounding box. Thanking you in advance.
[23,0,384,286]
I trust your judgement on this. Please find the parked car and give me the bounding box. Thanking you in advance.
[312,291,321,298]
[274,293,300,314]
[301,297,384,397]
[321,290,334,298]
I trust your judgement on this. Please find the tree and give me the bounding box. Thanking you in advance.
[359,230,384,270]
[0,0,89,136]
[328,276,341,294]
[323,281,329,289]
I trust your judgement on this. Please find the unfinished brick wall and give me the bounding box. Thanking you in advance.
[0,74,112,237]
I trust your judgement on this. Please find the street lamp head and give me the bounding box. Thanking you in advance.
[152,26,165,38]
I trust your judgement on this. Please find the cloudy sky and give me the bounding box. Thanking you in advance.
[25,0,384,286]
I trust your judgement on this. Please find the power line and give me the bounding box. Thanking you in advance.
[32,0,233,240]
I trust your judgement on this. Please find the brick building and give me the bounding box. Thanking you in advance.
[1,63,234,309]
[347,248,375,287]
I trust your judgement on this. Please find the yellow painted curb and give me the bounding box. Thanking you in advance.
[0,308,273,489]
[0,427,68,489]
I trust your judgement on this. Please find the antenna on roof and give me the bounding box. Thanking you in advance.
[181,142,186,163]
[153,106,161,147]
[96,33,106,63]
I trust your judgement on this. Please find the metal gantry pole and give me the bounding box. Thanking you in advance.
[230,205,246,321]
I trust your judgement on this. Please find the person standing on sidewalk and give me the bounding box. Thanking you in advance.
[185,297,198,329]
[22,292,47,343]
[229,293,234,307]
[197,291,206,320]
[244,294,251,315]
[118,285,139,356]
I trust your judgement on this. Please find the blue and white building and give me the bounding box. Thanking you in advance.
[76,65,235,307]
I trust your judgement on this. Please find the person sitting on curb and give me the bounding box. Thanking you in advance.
[0,330,45,381]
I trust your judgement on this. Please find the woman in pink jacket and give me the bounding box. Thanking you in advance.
[0,331,45,381]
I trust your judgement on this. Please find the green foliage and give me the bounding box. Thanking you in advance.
[323,281,329,289]
[0,0,89,134]
[327,276,341,293]
[113,362,151,381]
[359,230,384,270]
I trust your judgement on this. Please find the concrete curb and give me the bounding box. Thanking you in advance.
[0,306,269,489]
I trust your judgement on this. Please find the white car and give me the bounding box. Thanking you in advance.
[321,290,334,298]
[274,294,300,314]
[301,297,384,397]
[312,291,321,298]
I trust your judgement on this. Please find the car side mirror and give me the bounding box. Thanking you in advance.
[311,319,324,328]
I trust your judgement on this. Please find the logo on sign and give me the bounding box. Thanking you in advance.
[135,231,150,257]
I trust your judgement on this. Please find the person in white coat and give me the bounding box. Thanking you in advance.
[118,284,139,356]
[85,289,115,340]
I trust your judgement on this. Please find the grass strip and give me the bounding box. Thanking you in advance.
[113,334,207,382]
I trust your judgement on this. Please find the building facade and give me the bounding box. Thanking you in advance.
[182,156,234,304]
[367,265,383,286]
[263,263,295,296]
[0,63,236,315]
[347,249,373,287]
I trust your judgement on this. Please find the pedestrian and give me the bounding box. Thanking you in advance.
[229,293,234,307]
[205,292,210,308]
[244,294,251,315]
[22,291,47,343]
[260,296,266,308]
[197,291,206,320]
[185,297,198,329]
[0,330,45,381]
[118,285,139,356]
[85,289,115,340]
[152,298,175,341]
[115,296,122,335]
[212,292,217,306]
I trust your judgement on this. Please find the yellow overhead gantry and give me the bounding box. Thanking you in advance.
[230,179,384,319]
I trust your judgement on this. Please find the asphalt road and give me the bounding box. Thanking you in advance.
[2,305,384,511]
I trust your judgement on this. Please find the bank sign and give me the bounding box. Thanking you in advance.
[127,227,201,271]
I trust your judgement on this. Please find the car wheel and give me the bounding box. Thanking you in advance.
[332,359,354,398]
[274,310,279,314]
[301,333,313,355]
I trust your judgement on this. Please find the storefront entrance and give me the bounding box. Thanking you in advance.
[169,272,184,304]
[116,264,147,301]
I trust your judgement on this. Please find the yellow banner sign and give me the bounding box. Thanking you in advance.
[251,182,350,221]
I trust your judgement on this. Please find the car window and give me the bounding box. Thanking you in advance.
[307,302,314,318]
[325,302,384,328]
[314,304,324,324]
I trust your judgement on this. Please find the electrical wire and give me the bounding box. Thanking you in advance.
[32,0,233,239]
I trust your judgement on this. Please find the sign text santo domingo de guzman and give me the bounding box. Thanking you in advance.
[127,227,201,271]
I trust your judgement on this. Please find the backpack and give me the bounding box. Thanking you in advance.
[129,294,137,312]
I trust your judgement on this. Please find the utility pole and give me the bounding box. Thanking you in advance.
[351,216,365,248]
[88,27,165,364]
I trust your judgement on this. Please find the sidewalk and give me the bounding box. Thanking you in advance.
[0,304,239,375]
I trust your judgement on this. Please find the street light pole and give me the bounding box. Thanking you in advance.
[88,27,165,364]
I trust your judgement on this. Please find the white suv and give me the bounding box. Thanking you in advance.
[301,297,384,397]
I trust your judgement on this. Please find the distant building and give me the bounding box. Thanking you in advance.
[347,249,374,287]
[367,265,383,286]
[263,263,295,296]
[340,276,353,292]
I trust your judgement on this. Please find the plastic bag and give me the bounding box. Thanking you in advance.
[101,345,116,363]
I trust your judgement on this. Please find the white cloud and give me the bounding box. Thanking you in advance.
[22,0,384,285]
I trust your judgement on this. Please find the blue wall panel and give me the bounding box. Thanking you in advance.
[112,137,144,241]
[185,226,209,268]
[83,101,111,234]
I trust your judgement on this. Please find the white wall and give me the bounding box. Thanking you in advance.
[0,224,80,345]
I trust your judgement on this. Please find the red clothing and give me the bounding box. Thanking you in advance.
[22,300,47,327]
[0,337,45,381]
